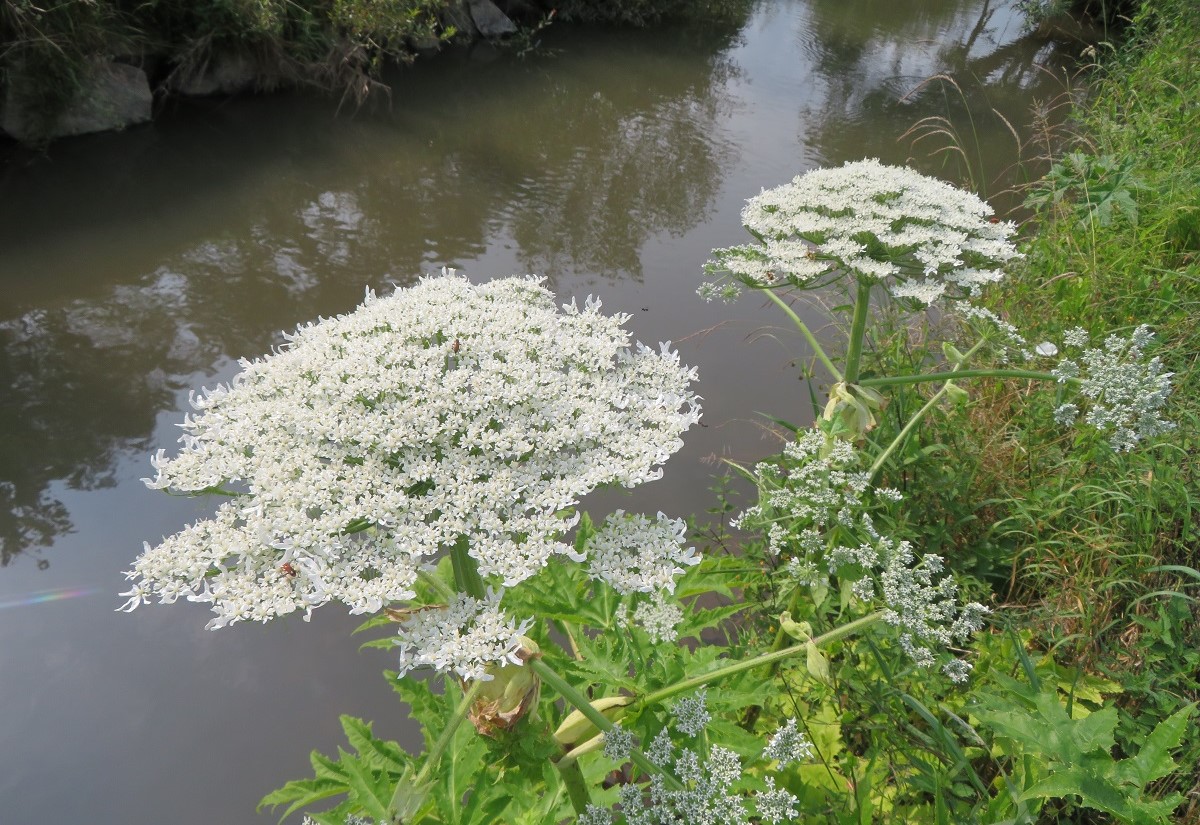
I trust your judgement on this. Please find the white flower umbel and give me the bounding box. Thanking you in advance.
[671,689,710,738]
[702,159,1019,304]
[123,273,701,629]
[628,592,685,644]
[587,511,699,595]
[762,718,813,767]
[393,589,531,682]
[1052,324,1174,452]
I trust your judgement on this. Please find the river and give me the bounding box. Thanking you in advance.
[0,2,1072,822]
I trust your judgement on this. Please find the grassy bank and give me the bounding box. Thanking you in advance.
[892,0,1200,818]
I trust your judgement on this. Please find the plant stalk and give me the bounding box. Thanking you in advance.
[554,757,593,815]
[639,610,885,709]
[762,288,843,382]
[843,279,874,384]
[867,338,987,481]
[415,680,483,786]
[450,537,487,600]
[529,658,684,791]
[388,679,484,822]
[859,368,1068,388]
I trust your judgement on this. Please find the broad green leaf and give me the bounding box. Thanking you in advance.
[258,776,348,822]
[1026,768,1137,821]
[340,715,408,773]
[1121,703,1196,787]
[341,755,393,821]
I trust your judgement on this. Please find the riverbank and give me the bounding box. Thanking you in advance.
[923,0,1200,816]
[0,0,749,144]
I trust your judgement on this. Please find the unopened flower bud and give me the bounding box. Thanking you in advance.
[465,636,541,737]
[553,695,634,748]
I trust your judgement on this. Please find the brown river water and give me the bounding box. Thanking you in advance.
[0,2,1075,822]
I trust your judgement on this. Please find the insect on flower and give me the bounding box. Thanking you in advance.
[279,563,297,578]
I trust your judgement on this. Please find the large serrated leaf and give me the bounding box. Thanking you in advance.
[339,715,409,773]
[258,776,348,822]
[1121,703,1196,787]
[341,758,393,822]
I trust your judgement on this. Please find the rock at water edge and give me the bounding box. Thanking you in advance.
[1,60,152,143]
[468,0,517,38]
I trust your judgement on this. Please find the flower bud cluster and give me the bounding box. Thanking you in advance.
[1051,325,1174,452]
[122,273,701,640]
[701,159,1019,304]
[737,429,982,677]
[582,691,805,825]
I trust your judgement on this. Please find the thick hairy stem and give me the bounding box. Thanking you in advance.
[554,758,593,816]
[859,368,1067,388]
[843,279,874,385]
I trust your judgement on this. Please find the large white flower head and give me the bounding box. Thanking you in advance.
[122,273,701,631]
[700,159,1020,304]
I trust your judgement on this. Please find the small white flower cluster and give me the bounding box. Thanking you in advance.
[627,592,685,644]
[671,689,711,737]
[739,429,982,678]
[393,589,532,682]
[604,722,636,761]
[957,304,1034,363]
[122,273,701,656]
[701,159,1019,304]
[877,539,988,682]
[617,745,751,825]
[583,692,806,825]
[733,432,898,547]
[762,717,813,766]
[587,511,699,595]
[1051,325,1174,452]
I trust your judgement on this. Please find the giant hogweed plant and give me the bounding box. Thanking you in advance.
[122,161,1176,824]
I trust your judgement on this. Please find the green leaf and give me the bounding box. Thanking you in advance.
[1121,703,1196,787]
[258,776,348,821]
[340,715,408,773]
[340,752,393,821]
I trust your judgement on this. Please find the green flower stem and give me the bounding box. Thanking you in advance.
[762,288,843,382]
[859,368,1070,388]
[416,680,483,785]
[867,338,986,482]
[639,610,885,709]
[554,756,593,815]
[529,658,685,791]
[388,679,484,822]
[843,279,875,385]
[450,538,487,600]
[417,569,456,601]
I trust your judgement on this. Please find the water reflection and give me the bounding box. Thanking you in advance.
[794,0,1065,192]
[0,24,742,564]
[0,4,1079,823]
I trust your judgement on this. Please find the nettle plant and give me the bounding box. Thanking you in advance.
[123,161,1175,825]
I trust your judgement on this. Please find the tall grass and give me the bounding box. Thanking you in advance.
[887,0,1200,814]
